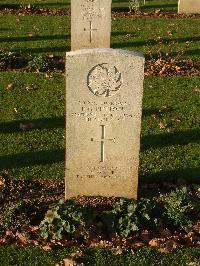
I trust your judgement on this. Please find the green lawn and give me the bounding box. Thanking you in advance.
[0,246,200,266]
[0,15,199,59]
[0,0,178,12]
[0,72,199,182]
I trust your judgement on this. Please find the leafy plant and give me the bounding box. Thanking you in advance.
[39,199,88,240]
[102,198,160,237]
[28,55,51,72]
[161,187,199,227]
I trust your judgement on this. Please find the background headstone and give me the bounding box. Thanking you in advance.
[178,0,200,14]
[65,49,145,199]
[71,0,112,50]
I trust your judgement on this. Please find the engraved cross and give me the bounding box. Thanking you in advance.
[84,21,98,43]
[91,125,115,162]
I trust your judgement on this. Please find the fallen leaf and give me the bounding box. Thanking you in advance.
[149,238,163,248]
[131,240,145,247]
[16,231,29,244]
[6,230,15,238]
[6,83,13,90]
[112,246,123,255]
[70,250,83,258]
[42,245,52,251]
[0,176,5,187]
[159,122,166,129]
[19,123,34,131]
[63,258,77,266]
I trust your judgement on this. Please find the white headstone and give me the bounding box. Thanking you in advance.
[65,49,145,199]
[71,0,112,50]
[178,0,200,14]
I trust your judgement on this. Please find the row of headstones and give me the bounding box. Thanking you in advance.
[65,0,199,200]
[129,0,200,14]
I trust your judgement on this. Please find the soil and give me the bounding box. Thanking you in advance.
[0,6,200,19]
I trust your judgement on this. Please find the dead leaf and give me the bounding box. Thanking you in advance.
[131,240,145,247]
[160,240,179,253]
[194,88,200,93]
[149,238,163,248]
[159,122,166,129]
[6,83,13,90]
[70,250,83,258]
[16,231,29,244]
[0,176,5,187]
[112,246,123,255]
[155,9,161,14]
[42,245,52,251]
[19,122,34,131]
[47,53,54,58]
[0,238,6,244]
[6,230,15,238]
[63,258,77,266]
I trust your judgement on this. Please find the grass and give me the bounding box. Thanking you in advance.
[0,246,200,266]
[0,0,178,12]
[0,71,199,182]
[0,14,199,59]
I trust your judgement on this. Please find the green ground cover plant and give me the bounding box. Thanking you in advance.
[0,15,199,59]
[39,187,200,240]
[0,72,199,181]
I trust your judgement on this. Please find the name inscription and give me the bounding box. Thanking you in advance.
[71,100,135,122]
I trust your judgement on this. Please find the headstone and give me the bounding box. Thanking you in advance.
[178,0,200,14]
[65,48,145,199]
[71,0,112,50]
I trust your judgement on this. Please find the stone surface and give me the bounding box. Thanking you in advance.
[178,0,200,14]
[71,0,112,50]
[65,49,145,199]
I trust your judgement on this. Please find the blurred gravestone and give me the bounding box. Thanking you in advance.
[178,0,200,14]
[71,0,112,50]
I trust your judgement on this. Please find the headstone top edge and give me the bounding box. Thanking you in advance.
[66,48,144,59]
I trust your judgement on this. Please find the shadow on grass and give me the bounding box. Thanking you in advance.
[142,3,177,9]
[0,2,69,9]
[14,46,70,54]
[142,128,200,150]
[0,117,65,134]
[112,36,200,48]
[31,2,70,8]
[139,167,200,183]
[0,149,64,170]
[0,4,20,9]
[0,34,70,43]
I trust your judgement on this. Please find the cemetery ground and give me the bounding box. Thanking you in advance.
[0,0,200,265]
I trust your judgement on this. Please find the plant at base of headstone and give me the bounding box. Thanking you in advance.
[28,55,51,72]
[101,198,160,237]
[161,187,200,227]
[39,199,88,240]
